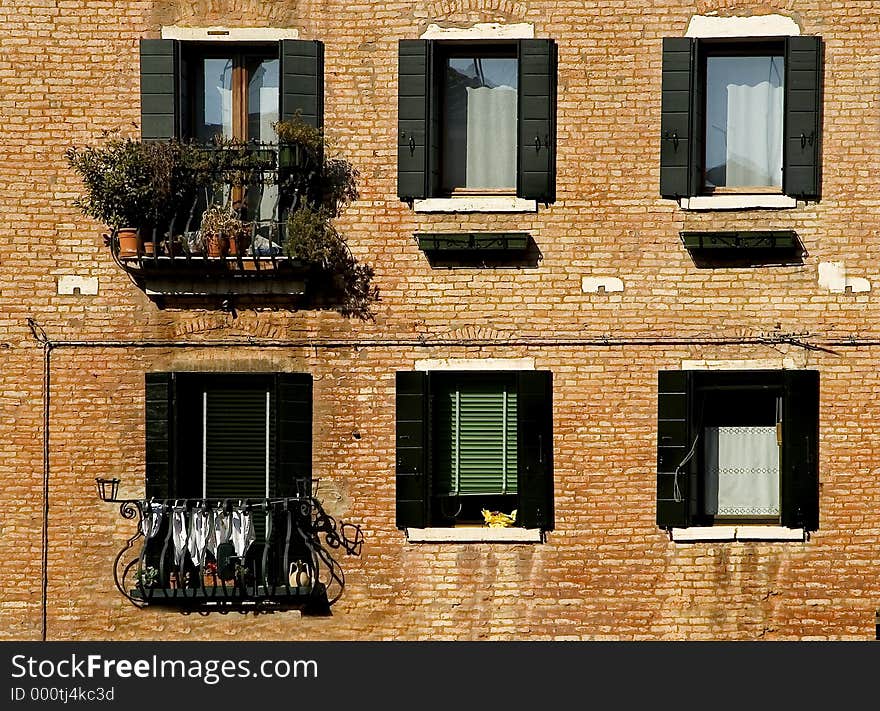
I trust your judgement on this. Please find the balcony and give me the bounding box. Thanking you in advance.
[69,127,376,315]
[107,495,362,615]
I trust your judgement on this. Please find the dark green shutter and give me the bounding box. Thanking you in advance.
[279,40,324,129]
[397,40,431,201]
[781,370,819,530]
[784,36,822,200]
[657,370,694,528]
[517,39,557,203]
[516,371,553,530]
[204,389,272,500]
[276,373,313,498]
[659,37,696,198]
[145,372,174,498]
[139,39,180,141]
[396,371,429,529]
[434,378,517,496]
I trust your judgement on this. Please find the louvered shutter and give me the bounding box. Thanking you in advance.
[516,371,554,530]
[139,39,180,141]
[396,371,429,528]
[781,370,820,530]
[204,388,273,500]
[276,373,313,498]
[279,40,324,129]
[434,378,518,496]
[657,370,695,528]
[783,36,822,200]
[517,39,557,203]
[659,37,696,198]
[397,40,431,201]
[145,372,174,498]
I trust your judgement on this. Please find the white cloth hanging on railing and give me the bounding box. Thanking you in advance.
[187,506,211,569]
[171,504,188,570]
[208,509,231,561]
[140,501,164,539]
[230,506,256,558]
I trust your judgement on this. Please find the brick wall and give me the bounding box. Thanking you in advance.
[2,0,880,640]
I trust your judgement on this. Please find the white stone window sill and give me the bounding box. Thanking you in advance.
[406,527,544,543]
[678,195,797,211]
[413,197,537,213]
[671,526,806,543]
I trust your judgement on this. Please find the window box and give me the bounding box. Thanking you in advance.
[415,232,531,253]
[659,35,822,203]
[395,370,554,533]
[397,38,557,205]
[656,369,819,533]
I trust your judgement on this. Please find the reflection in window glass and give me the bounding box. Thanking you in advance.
[705,55,784,189]
[442,56,518,190]
[247,57,280,143]
[197,58,234,142]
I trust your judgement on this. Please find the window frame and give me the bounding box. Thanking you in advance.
[656,369,820,533]
[698,38,786,195]
[434,41,520,196]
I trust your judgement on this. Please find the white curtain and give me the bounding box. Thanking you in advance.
[258,86,279,221]
[705,56,784,188]
[704,426,780,517]
[217,86,233,138]
[465,85,517,189]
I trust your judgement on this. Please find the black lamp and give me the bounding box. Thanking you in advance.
[95,477,121,502]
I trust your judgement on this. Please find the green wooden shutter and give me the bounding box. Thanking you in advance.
[279,40,324,129]
[204,388,272,500]
[516,371,553,530]
[396,371,429,528]
[517,39,557,203]
[657,370,694,528]
[397,40,431,201]
[145,372,174,498]
[434,379,517,496]
[140,39,180,141]
[784,36,822,200]
[276,373,313,498]
[659,37,696,198]
[781,370,820,530]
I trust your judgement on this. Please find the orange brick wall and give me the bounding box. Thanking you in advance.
[2,0,880,640]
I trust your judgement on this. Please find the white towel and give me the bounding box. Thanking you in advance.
[140,501,164,539]
[171,506,188,570]
[187,507,210,569]
[230,507,256,559]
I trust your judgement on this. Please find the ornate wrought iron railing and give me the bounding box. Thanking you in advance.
[109,496,362,615]
[108,141,314,274]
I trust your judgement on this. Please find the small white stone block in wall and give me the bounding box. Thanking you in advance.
[582,277,624,294]
[57,276,98,295]
[818,262,870,294]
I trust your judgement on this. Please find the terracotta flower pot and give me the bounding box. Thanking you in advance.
[203,233,228,258]
[116,228,141,257]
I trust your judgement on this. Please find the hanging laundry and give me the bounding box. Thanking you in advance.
[187,506,210,570]
[140,501,164,539]
[230,506,256,559]
[171,505,188,571]
[207,508,231,561]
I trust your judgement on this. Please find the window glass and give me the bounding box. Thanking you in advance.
[701,389,781,519]
[197,57,235,142]
[442,55,518,191]
[247,57,280,143]
[705,55,784,189]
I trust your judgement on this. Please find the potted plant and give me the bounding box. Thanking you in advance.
[199,204,244,258]
[67,137,196,257]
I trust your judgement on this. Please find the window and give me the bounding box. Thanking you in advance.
[656,370,819,531]
[659,35,822,201]
[185,45,280,144]
[397,39,557,203]
[395,370,554,531]
[145,372,312,500]
[140,38,324,143]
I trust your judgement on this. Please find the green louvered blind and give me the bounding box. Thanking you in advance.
[204,388,274,500]
[434,378,518,496]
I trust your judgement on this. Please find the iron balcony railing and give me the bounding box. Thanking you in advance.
[110,496,362,615]
[108,142,312,274]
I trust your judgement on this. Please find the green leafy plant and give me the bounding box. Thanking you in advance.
[136,566,158,588]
